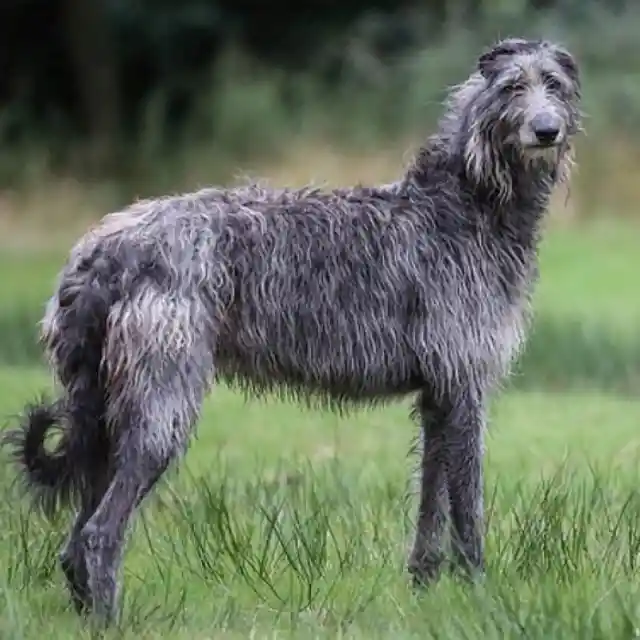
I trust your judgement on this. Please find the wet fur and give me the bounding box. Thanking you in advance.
[3,38,582,623]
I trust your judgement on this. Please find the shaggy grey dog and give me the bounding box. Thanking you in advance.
[3,37,582,623]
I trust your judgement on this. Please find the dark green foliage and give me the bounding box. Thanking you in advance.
[0,308,45,368]
[510,317,640,395]
[2,1,640,183]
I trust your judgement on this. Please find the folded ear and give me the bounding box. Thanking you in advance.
[477,38,535,78]
[552,45,581,89]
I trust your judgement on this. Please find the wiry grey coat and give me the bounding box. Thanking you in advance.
[4,37,583,623]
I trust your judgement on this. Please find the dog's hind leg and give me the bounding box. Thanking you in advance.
[46,334,114,613]
[77,297,215,624]
[80,369,212,622]
[60,461,111,614]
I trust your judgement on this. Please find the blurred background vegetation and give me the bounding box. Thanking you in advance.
[0,0,639,393]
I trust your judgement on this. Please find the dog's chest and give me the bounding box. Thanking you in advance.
[455,269,533,380]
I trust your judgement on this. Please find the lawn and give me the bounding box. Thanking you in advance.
[0,217,639,638]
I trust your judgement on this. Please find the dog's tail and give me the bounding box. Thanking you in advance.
[3,387,110,520]
[3,261,113,517]
[3,397,84,515]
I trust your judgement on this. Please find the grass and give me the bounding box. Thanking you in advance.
[535,219,640,324]
[1,368,640,638]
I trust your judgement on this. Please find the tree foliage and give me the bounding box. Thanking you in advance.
[0,0,634,168]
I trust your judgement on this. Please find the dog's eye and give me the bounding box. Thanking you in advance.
[503,81,526,93]
[543,74,562,92]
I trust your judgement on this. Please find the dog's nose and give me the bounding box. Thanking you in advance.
[531,114,560,146]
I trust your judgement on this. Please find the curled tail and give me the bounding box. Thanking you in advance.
[3,397,88,516]
[3,257,115,517]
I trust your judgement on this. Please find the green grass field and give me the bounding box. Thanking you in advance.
[0,217,639,638]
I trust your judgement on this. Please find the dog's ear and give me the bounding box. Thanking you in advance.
[478,38,532,78]
[552,45,580,90]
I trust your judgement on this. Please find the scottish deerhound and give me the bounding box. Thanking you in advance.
[3,37,582,622]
